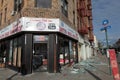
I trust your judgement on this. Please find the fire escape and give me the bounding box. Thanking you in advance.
[77,0,94,41]
[77,0,88,35]
[87,0,94,41]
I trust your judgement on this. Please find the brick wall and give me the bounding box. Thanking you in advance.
[0,0,79,32]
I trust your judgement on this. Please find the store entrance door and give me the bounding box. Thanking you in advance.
[32,43,48,72]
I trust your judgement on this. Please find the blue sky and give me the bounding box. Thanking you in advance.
[92,0,120,44]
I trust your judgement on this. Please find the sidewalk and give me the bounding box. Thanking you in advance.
[0,54,114,80]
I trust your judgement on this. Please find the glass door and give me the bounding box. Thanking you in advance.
[33,35,48,72]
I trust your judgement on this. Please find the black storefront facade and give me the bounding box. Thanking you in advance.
[0,17,78,74]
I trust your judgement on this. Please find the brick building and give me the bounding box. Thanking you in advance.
[77,0,94,60]
[0,0,93,74]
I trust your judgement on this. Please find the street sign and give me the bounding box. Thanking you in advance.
[102,19,109,26]
[100,27,105,31]
[100,25,111,31]
[106,26,111,29]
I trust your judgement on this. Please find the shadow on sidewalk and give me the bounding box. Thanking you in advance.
[85,69,102,80]
[6,73,18,80]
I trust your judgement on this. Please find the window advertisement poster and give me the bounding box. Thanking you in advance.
[108,49,120,80]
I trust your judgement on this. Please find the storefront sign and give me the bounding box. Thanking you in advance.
[60,20,78,40]
[108,49,120,80]
[0,19,23,39]
[22,17,59,32]
[0,17,78,40]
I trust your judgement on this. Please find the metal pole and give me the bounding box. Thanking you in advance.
[105,28,109,48]
[105,28,111,75]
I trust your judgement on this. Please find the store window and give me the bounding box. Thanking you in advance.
[64,41,69,64]
[58,36,78,65]
[8,36,22,67]
[17,37,22,67]
[35,0,52,8]
[70,41,77,62]
[8,40,13,65]
[59,37,69,65]
[13,38,18,66]
[0,42,6,64]
[69,40,74,62]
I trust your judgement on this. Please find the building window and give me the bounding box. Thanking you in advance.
[14,0,17,11]
[61,0,68,17]
[14,0,23,12]
[77,17,80,30]
[4,8,7,22]
[35,0,52,8]
[73,11,75,25]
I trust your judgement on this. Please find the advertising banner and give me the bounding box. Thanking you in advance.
[108,49,120,80]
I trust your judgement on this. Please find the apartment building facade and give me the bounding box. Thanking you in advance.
[0,0,94,74]
[77,0,94,60]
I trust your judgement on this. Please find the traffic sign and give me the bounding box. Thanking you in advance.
[100,27,105,31]
[102,19,109,26]
[100,25,111,31]
[100,26,111,31]
[106,26,111,29]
